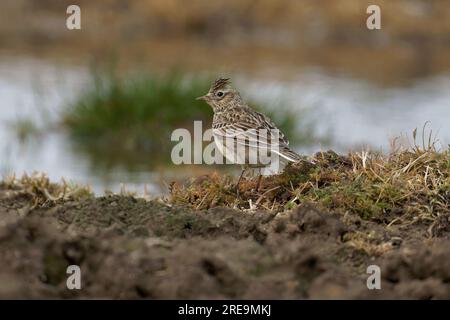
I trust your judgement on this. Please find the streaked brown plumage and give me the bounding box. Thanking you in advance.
[197,77,305,190]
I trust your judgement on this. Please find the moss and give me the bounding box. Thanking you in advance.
[169,148,450,225]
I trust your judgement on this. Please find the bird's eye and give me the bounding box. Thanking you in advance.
[216,91,224,97]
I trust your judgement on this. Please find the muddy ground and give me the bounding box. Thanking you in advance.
[0,182,449,299]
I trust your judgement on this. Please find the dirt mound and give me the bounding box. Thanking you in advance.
[1,186,449,299]
[379,243,450,299]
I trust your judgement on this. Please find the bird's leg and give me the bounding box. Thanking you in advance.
[256,169,263,191]
[236,167,246,194]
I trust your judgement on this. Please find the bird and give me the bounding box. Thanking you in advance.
[196,77,306,191]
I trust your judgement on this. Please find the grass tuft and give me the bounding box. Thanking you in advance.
[62,71,316,170]
[0,173,93,207]
[169,144,450,227]
[63,72,211,169]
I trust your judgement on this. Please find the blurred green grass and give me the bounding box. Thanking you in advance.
[62,71,316,171]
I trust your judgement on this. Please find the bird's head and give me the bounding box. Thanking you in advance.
[196,78,243,112]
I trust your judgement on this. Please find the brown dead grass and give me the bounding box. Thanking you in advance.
[0,173,93,208]
[170,142,450,228]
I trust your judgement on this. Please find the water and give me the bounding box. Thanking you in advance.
[0,57,160,194]
[245,71,450,152]
[1,57,449,194]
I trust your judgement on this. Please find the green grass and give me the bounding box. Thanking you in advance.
[7,118,41,143]
[65,73,210,138]
[63,72,211,170]
[63,71,317,171]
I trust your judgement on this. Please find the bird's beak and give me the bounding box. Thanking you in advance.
[196,95,207,101]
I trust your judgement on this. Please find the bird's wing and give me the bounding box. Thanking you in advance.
[213,123,285,148]
[257,111,291,146]
[213,124,301,162]
[213,108,290,147]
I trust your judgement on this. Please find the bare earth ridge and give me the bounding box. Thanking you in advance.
[0,185,449,299]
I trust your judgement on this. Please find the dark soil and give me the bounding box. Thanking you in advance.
[1,186,449,299]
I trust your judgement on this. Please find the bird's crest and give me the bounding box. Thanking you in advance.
[211,77,231,91]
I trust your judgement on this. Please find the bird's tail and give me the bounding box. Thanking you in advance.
[260,147,315,175]
[278,147,316,165]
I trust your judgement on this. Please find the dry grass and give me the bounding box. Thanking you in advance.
[0,173,93,208]
[169,139,450,226]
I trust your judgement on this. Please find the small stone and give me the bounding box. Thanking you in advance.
[390,237,402,248]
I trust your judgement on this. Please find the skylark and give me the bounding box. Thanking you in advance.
[196,78,305,190]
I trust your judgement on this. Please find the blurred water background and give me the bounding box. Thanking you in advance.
[1,0,449,194]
